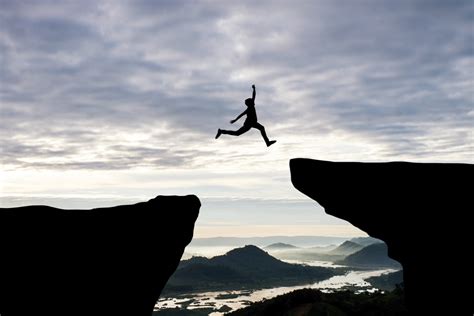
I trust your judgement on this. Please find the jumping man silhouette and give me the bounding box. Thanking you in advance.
[215,84,276,147]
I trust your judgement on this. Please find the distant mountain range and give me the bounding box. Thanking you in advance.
[162,245,343,295]
[265,240,368,262]
[307,244,337,252]
[264,242,299,250]
[348,236,382,247]
[188,236,349,247]
[329,241,364,255]
[339,243,402,268]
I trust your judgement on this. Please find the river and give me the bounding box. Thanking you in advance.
[154,265,398,315]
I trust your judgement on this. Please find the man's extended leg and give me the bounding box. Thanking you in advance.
[253,122,276,146]
[216,125,251,138]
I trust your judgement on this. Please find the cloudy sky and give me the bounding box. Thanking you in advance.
[1,0,472,237]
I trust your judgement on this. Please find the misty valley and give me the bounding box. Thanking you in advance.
[154,236,403,315]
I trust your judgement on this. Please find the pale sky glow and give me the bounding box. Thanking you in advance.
[1,1,473,237]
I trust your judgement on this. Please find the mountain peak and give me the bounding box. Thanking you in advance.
[339,240,360,247]
[212,245,290,271]
[329,240,364,255]
[225,244,270,257]
[340,243,400,268]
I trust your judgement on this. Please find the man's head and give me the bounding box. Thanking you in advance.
[245,98,254,106]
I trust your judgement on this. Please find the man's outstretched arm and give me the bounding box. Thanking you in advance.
[252,84,256,101]
[230,109,247,124]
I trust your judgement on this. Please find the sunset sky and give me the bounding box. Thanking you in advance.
[1,1,472,237]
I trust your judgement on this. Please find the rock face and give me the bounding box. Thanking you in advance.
[290,158,472,315]
[0,195,200,316]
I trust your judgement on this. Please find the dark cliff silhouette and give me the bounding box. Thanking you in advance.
[216,84,276,147]
[0,195,200,316]
[290,158,473,315]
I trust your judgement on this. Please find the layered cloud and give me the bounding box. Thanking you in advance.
[1,0,472,173]
[1,0,472,238]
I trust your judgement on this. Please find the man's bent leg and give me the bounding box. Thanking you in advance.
[221,125,251,136]
[253,122,271,144]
